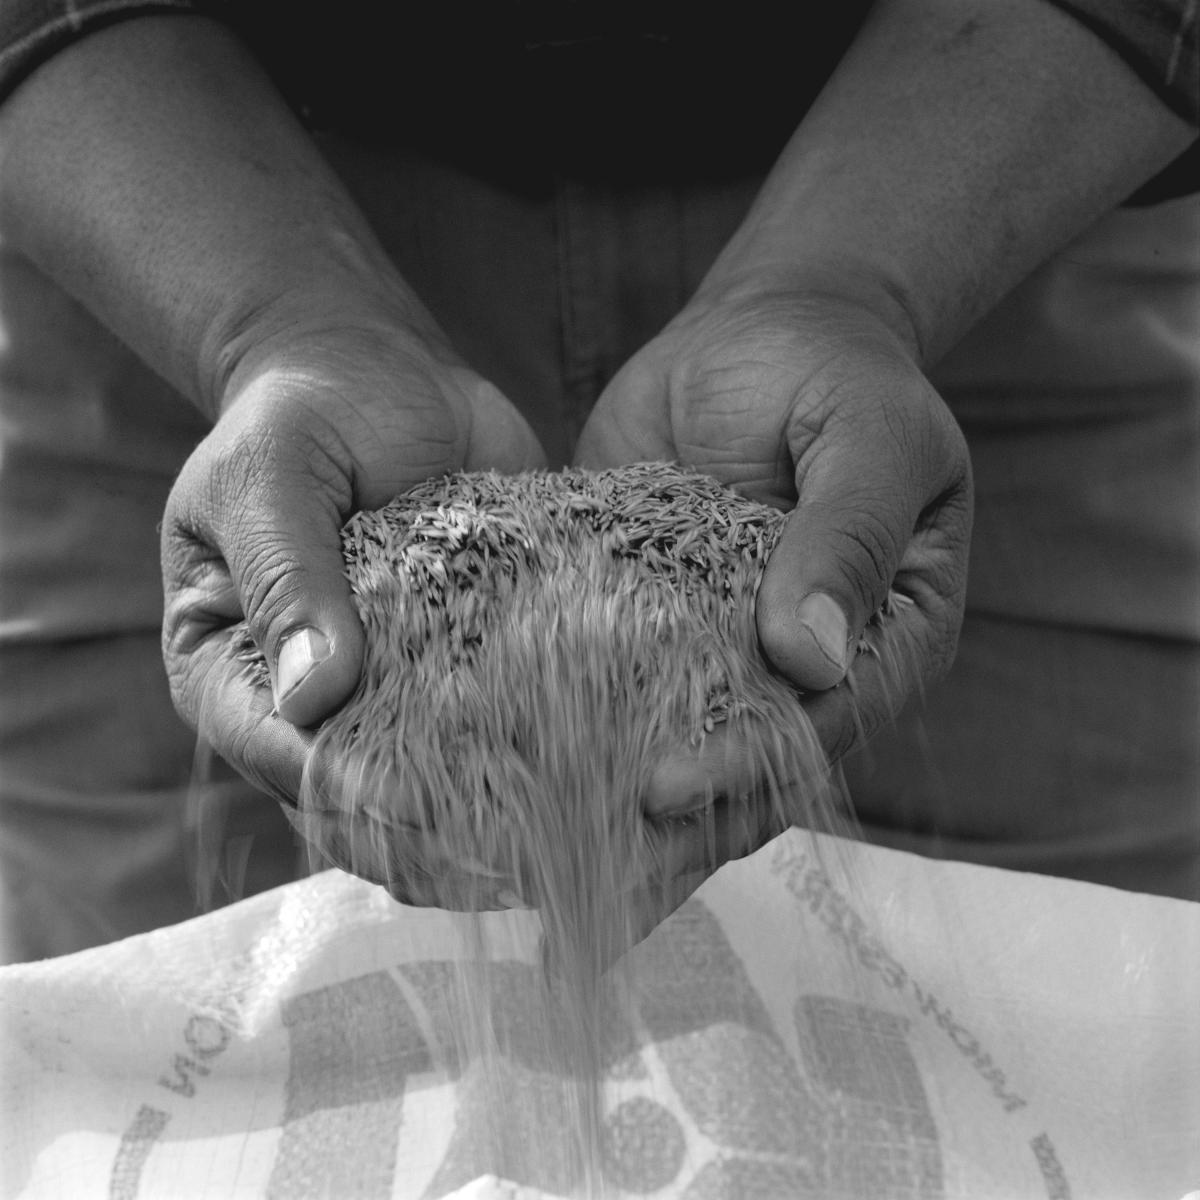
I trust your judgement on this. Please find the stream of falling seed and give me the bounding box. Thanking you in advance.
[231,462,886,1196]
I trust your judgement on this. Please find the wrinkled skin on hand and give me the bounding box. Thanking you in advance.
[575,279,973,944]
[161,287,970,957]
[161,324,546,808]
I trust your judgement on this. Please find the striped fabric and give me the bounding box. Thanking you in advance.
[1045,0,1198,123]
[1,0,1197,126]
[0,0,219,102]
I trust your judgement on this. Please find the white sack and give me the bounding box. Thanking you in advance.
[1,829,1197,1199]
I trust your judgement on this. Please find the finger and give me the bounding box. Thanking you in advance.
[804,506,971,763]
[573,358,675,469]
[209,369,543,727]
[162,593,313,805]
[758,389,969,692]
[643,726,760,819]
[649,790,784,880]
[461,376,549,473]
[603,866,710,969]
[605,757,799,963]
[644,706,839,827]
[295,746,525,910]
[614,798,781,964]
[164,436,366,729]
[240,478,365,728]
[290,802,519,910]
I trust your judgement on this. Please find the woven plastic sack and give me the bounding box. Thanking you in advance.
[3,829,1198,1199]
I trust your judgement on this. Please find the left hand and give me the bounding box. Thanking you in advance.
[575,273,973,942]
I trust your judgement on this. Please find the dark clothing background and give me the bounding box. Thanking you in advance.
[0,3,1197,961]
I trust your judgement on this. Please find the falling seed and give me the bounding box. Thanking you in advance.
[227,460,900,1188]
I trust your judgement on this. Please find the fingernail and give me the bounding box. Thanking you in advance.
[797,593,849,673]
[274,627,331,707]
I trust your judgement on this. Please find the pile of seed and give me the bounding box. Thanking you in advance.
[232,461,870,1192]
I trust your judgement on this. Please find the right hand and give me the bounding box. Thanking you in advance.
[161,318,546,811]
[575,276,974,948]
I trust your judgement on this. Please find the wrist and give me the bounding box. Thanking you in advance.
[694,0,1196,375]
[691,257,928,367]
[202,275,452,421]
[0,15,445,422]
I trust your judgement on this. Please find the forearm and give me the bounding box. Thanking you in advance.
[704,0,1198,366]
[0,16,432,418]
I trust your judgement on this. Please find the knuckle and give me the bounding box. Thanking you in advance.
[190,402,345,522]
[160,597,196,667]
[160,517,221,597]
[827,721,858,765]
[239,542,305,653]
[832,505,903,612]
[217,715,259,778]
[925,598,966,683]
[816,697,861,764]
[161,647,199,727]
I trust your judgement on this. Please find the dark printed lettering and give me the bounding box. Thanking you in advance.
[777,851,908,991]
[796,995,943,1197]
[639,903,944,1196]
[1031,1132,1073,1199]
[775,842,1028,1120]
[266,970,431,1200]
[409,959,624,1198]
[109,1105,169,1200]
[911,984,1027,1114]
[183,1014,231,1059]
[157,1054,210,1099]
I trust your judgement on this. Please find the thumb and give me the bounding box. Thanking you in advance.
[236,477,365,729]
[163,415,368,734]
[254,374,542,721]
[757,439,925,694]
[461,376,548,473]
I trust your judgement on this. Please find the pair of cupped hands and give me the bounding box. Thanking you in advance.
[161,271,971,940]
